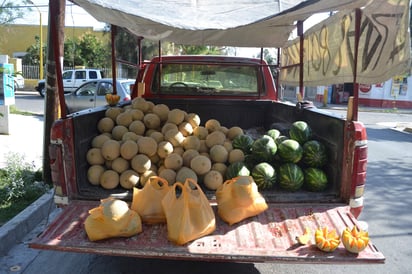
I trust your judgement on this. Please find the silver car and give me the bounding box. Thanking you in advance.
[65,78,135,113]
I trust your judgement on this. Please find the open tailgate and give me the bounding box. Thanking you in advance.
[30,200,384,263]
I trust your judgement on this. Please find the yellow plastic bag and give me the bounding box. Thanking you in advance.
[216,176,268,225]
[131,176,170,224]
[161,178,216,245]
[84,197,142,241]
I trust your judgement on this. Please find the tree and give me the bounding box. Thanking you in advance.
[22,35,45,65]
[0,1,30,26]
[24,32,111,68]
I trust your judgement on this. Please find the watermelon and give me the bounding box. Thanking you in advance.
[225,161,250,180]
[277,139,303,163]
[302,140,327,167]
[304,168,328,191]
[251,135,277,162]
[232,134,254,154]
[275,135,288,146]
[266,129,281,141]
[289,121,312,145]
[251,162,277,190]
[278,163,304,191]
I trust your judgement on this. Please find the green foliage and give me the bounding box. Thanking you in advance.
[0,152,49,224]
[64,33,110,68]
[23,35,45,65]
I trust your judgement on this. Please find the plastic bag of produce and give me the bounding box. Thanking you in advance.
[84,197,142,241]
[161,178,216,245]
[131,176,170,224]
[216,176,268,225]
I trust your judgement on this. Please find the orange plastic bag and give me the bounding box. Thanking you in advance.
[131,176,170,224]
[161,178,216,245]
[216,176,268,225]
[84,197,142,241]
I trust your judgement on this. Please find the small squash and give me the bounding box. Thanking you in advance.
[315,227,341,252]
[341,226,369,253]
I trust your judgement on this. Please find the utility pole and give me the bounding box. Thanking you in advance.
[42,0,65,184]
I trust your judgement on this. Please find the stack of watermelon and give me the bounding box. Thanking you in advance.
[228,121,329,192]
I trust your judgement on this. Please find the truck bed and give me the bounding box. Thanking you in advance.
[69,99,346,203]
[32,99,385,263]
[30,200,384,263]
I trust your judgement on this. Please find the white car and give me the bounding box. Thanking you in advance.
[14,74,25,90]
[64,78,135,113]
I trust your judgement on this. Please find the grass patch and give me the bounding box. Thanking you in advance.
[0,152,51,226]
[9,105,37,116]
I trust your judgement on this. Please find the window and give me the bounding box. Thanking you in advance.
[62,71,73,80]
[76,82,97,96]
[152,62,260,96]
[97,82,113,96]
[75,71,86,80]
[89,71,99,79]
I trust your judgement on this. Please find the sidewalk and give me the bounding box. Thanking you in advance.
[0,114,44,169]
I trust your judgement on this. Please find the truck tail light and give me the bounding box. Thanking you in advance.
[349,121,368,218]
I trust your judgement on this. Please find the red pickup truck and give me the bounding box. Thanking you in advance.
[30,55,384,263]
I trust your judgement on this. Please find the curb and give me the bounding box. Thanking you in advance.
[0,189,54,256]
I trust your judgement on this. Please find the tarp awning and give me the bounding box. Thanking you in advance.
[72,0,370,48]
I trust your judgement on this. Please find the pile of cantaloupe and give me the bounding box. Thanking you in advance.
[87,97,245,191]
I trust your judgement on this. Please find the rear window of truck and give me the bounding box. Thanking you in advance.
[151,62,263,96]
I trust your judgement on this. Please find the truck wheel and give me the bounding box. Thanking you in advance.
[39,87,46,97]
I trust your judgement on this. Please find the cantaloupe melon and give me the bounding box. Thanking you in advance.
[100,170,120,189]
[157,141,174,159]
[120,140,139,160]
[101,140,121,160]
[182,135,200,151]
[185,113,201,128]
[116,111,133,127]
[176,166,198,183]
[158,168,177,185]
[132,97,150,113]
[203,170,224,190]
[127,108,144,121]
[164,128,185,147]
[209,144,229,163]
[129,120,146,136]
[140,170,158,186]
[178,122,193,136]
[190,155,212,175]
[182,149,200,167]
[131,154,152,173]
[87,147,105,165]
[205,130,226,148]
[137,136,158,157]
[152,104,170,122]
[228,149,245,163]
[105,107,123,121]
[111,157,130,173]
[205,119,221,132]
[92,134,111,148]
[164,153,183,171]
[143,113,161,129]
[87,165,106,185]
[111,125,129,141]
[167,108,185,125]
[227,126,244,140]
[97,117,115,133]
[119,169,140,189]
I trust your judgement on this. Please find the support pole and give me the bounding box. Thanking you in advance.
[43,0,65,184]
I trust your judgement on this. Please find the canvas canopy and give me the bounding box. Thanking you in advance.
[71,0,410,85]
[72,0,371,48]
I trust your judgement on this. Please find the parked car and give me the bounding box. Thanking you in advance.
[35,68,104,97]
[64,78,135,113]
[13,74,25,90]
